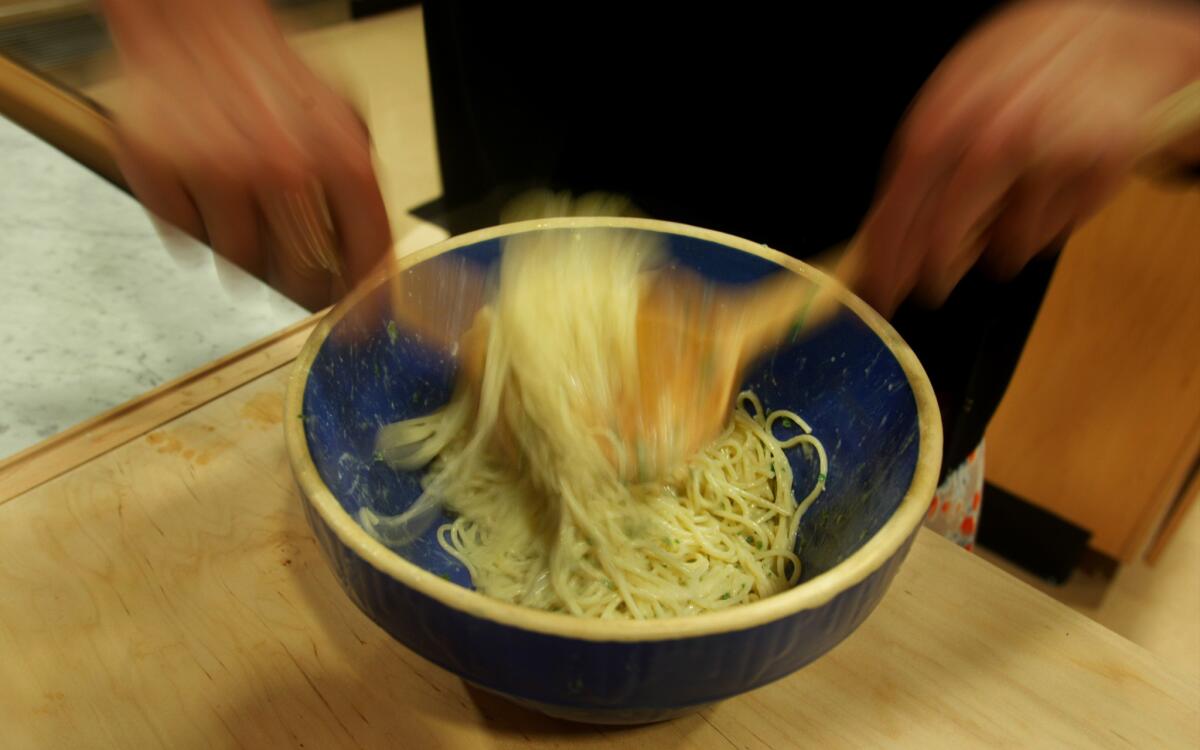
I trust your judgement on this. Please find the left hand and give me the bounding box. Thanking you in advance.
[859,0,1200,315]
[102,0,392,310]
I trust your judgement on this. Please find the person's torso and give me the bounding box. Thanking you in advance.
[423,2,996,254]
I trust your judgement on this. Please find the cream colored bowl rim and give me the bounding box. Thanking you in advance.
[284,216,943,642]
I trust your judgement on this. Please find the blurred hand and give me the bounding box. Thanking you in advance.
[102,0,392,309]
[860,0,1200,315]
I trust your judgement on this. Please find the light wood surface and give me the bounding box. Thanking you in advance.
[0,312,321,505]
[980,492,1200,687]
[987,177,1200,561]
[0,364,1196,748]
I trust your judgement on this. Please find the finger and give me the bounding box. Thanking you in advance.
[891,174,957,311]
[860,140,952,316]
[1066,146,1130,225]
[913,230,987,308]
[313,123,392,285]
[925,96,1032,272]
[188,176,267,279]
[985,132,1129,278]
[984,170,1064,278]
[986,169,1096,280]
[861,71,997,315]
[113,131,205,241]
[988,196,1074,280]
[909,123,1023,305]
[266,220,334,311]
[226,76,386,290]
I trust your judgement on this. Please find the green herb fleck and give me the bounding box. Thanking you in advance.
[386,320,399,344]
[604,579,616,590]
[782,417,795,428]
[372,451,385,463]
[744,534,755,545]
[720,592,731,601]
[790,287,821,341]
[756,541,764,550]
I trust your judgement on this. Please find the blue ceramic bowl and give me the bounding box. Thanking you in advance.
[285,217,941,724]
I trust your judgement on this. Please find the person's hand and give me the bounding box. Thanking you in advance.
[101,0,392,309]
[859,0,1200,315]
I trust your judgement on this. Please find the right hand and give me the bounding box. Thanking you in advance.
[858,0,1200,316]
[102,0,392,309]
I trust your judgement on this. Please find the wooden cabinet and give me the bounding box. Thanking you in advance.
[986,177,1200,562]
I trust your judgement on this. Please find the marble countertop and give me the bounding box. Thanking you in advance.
[0,114,309,459]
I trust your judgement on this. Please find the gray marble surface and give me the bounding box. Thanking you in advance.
[0,115,308,459]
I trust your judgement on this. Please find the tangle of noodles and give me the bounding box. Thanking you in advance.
[360,225,827,619]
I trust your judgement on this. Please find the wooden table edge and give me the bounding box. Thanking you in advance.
[0,311,325,505]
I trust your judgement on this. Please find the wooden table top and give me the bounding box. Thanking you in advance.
[0,340,1197,748]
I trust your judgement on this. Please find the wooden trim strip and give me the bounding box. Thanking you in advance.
[1130,412,1200,561]
[1145,460,1200,565]
[0,52,124,186]
[0,312,323,505]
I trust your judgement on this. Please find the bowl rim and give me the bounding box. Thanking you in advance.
[284,216,942,642]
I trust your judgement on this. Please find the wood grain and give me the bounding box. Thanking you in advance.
[987,178,1200,561]
[0,365,1195,748]
[0,312,321,505]
[0,53,122,184]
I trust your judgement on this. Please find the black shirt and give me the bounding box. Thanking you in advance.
[420,1,1058,478]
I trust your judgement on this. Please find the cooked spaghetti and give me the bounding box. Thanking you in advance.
[360,222,827,618]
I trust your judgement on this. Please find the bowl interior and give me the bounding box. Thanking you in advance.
[301,227,920,589]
